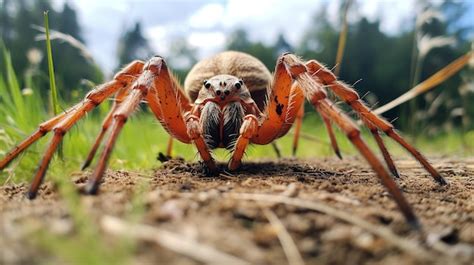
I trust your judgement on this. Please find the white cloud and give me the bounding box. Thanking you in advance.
[188,31,226,58]
[359,0,415,34]
[145,25,170,54]
[188,3,226,29]
[55,0,467,75]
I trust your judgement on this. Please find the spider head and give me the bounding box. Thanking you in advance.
[202,75,246,103]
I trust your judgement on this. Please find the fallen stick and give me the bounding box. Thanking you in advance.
[101,215,251,265]
[227,192,434,261]
[263,209,305,265]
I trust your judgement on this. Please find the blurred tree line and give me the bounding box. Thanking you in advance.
[1,0,472,133]
[1,0,103,102]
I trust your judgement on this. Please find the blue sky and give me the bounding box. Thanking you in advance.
[51,0,473,75]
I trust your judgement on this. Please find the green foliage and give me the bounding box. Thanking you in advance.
[1,0,103,102]
[226,28,290,70]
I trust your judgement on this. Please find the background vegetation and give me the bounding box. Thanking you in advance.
[0,0,473,183]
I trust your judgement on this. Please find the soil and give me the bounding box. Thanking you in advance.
[1,156,473,265]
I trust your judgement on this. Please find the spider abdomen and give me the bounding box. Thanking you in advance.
[184,51,272,111]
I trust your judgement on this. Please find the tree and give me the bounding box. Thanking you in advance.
[49,3,103,101]
[1,0,103,101]
[117,22,154,68]
[226,28,276,70]
[274,33,292,55]
[166,37,198,82]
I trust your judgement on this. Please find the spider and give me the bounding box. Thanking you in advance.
[0,51,447,228]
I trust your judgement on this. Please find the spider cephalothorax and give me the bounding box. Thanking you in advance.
[193,75,258,150]
[0,51,448,228]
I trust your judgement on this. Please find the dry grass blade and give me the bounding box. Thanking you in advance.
[32,25,95,63]
[263,209,305,265]
[101,215,251,265]
[227,192,434,261]
[334,0,352,76]
[374,51,473,115]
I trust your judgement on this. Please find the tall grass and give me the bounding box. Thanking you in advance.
[44,11,60,116]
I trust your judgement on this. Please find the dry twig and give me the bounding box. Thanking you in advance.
[227,192,435,261]
[263,209,305,265]
[101,215,251,265]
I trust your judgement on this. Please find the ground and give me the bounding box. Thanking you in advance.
[1,156,473,265]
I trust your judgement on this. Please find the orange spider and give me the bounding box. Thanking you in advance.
[0,51,447,228]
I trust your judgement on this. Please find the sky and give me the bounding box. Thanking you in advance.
[50,0,474,75]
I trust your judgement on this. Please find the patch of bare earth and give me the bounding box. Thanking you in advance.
[1,157,473,265]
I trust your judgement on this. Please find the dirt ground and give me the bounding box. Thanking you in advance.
[1,156,473,265]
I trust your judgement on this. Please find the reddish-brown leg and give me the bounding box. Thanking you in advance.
[313,97,419,228]
[27,81,135,198]
[361,116,399,177]
[1,61,144,198]
[166,137,174,157]
[228,115,259,170]
[322,115,342,159]
[144,56,216,172]
[292,104,304,156]
[0,112,67,170]
[81,85,132,170]
[306,60,446,185]
[274,53,420,228]
[85,87,145,194]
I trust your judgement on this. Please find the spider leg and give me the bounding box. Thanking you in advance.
[306,60,446,185]
[313,97,419,228]
[86,56,217,193]
[166,137,174,157]
[0,112,67,170]
[85,86,145,194]
[251,58,306,145]
[361,116,399,177]
[287,92,342,159]
[144,56,216,172]
[322,115,342,159]
[291,104,304,156]
[262,53,419,228]
[81,85,131,170]
[271,142,282,158]
[228,115,259,170]
[25,61,143,199]
[227,57,306,169]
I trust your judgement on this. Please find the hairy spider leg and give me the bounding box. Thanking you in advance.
[291,104,304,156]
[306,60,446,185]
[228,56,305,169]
[144,56,216,172]
[0,61,144,199]
[322,115,342,159]
[85,56,217,194]
[81,85,133,170]
[232,53,420,228]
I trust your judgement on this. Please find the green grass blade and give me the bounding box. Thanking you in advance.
[44,11,60,116]
[44,10,63,158]
[2,47,27,128]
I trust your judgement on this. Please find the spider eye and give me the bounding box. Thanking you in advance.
[235,82,241,89]
[239,80,243,85]
[216,90,222,96]
[224,90,230,95]
[204,81,211,89]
